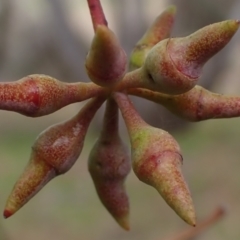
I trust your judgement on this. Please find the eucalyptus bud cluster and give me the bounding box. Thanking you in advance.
[2,0,240,235]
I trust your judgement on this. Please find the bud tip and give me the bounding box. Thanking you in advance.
[117,215,130,231]
[166,5,176,14]
[186,213,197,227]
[228,19,240,30]
[3,209,13,219]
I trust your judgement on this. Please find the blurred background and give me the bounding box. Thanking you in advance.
[0,0,240,239]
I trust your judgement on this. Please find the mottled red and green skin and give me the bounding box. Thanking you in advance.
[116,19,239,95]
[88,98,131,230]
[88,138,130,230]
[128,86,240,121]
[4,97,105,217]
[4,158,56,219]
[0,74,105,117]
[129,5,176,70]
[85,25,127,87]
[169,20,240,78]
[130,127,195,226]
[141,20,239,95]
[3,1,240,232]
[32,97,105,174]
[143,39,197,95]
[113,92,195,226]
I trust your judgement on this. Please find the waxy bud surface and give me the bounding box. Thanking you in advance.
[130,5,176,70]
[128,86,240,122]
[143,20,239,94]
[85,25,127,87]
[3,1,240,235]
[113,92,196,226]
[88,98,131,230]
[4,97,105,218]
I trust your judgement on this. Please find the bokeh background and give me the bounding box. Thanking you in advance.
[0,0,240,239]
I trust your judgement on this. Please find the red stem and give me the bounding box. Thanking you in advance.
[87,0,108,32]
[100,97,119,140]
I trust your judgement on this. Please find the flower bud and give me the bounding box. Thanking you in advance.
[0,74,104,117]
[169,20,239,77]
[113,92,196,226]
[128,86,240,122]
[143,20,239,94]
[88,98,131,230]
[129,5,176,70]
[4,158,56,219]
[85,25,127,87]
[4,97,105,218]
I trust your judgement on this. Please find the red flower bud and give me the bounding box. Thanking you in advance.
[0,74,104,117]
[113,92,196,226]
[143,20,239,94]
[85,25,127,87]
[115,21,239,95]
[4,97,105,218]
[128,85,240,122]
[168,20,240,78]
[88,98,131,230]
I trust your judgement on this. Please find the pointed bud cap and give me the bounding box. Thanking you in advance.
[168,20,240,79]
[143,20,239,94]
[130,127,196,226]
[129,82,240,122]
[138,5,176,45]
[89,139,131,230]
[129,5,176,70]
[4,158,56,218]
[136,151,196,226]
[88,135,131,230]
[90,181,130,230]
[85,25,127,87]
